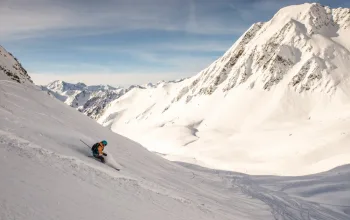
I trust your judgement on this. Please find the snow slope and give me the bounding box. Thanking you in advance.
[1,46,349,220]
[1,81,349,220]
[0,67,270,220]
[179,162,350,220]
[96,3,350,176]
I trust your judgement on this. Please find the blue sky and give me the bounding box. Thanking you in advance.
[1,0,350,86]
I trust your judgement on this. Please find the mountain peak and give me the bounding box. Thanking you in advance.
[272,3,350,35]
[169,3,350,102]
[0,45,32,84]
[46,80,87,92]
[46,80,120,92]
[270,3,333,36]
[86,84,118,91]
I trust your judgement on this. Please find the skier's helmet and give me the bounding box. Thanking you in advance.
[101,140,108,146]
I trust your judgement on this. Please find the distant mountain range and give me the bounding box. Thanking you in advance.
[40,80,126,119]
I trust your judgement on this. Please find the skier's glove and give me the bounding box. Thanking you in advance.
[103,153,107,156]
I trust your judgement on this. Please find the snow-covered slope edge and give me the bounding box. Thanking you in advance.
[97,3,350,176]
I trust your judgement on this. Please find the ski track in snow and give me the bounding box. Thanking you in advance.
[235,178,348,220]
[2,125,347,220]
[0,130,193,206]
[179,163,350,220]
[0,131,221,220]
[0,130,130,182]
[0,129,253,220]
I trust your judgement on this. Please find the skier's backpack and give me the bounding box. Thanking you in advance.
[91,143,99,153]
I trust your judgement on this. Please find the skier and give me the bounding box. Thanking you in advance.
[91,140,108,163]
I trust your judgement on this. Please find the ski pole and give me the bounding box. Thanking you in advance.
[80,139,91,149]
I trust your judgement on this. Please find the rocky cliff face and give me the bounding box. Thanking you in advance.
[0,46,32,84]
[172,3,350,105]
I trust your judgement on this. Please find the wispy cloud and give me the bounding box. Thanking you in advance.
[27,51,217,81]
[2,0,349,40]
[76,40,233,53]
[0,0,247,41]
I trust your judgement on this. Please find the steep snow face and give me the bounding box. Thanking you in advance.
[46,80,87,93]
[42,80,125,119]
[0,45,32,83]
[97,3,350,175]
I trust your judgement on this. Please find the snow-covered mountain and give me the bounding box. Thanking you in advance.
[0,45,32,84]
[95,3,350,175]
[1,44,350,220]
[41,80,126,119]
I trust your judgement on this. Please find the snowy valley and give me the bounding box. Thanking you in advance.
[1,2,350,220]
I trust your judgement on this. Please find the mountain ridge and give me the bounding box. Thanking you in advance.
[41,80,126,119]
[0,45,32,84]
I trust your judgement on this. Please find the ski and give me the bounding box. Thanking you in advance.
[88,155,104,163]
[88,156,120,171]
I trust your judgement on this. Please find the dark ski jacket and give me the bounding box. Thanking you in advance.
[92,142,104,156]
